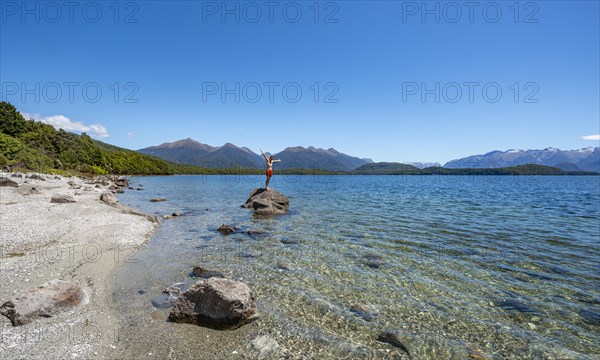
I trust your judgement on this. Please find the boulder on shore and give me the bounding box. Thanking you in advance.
[51,194,76,203]
[27,174,46,181]
[0,177,19,187]
[241,188,289,215]
[0,279,86,326]
[100,192,118,205]
[168,277,256,329]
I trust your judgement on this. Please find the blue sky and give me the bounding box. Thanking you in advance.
[1,1,598,164]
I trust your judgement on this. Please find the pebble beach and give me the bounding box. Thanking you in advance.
[0,173,157,359]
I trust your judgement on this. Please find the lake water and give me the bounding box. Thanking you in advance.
[112,175,600,359]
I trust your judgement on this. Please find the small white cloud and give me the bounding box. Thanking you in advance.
[582,134,600,141]
[21,112,110,139]
[127,132,135,139]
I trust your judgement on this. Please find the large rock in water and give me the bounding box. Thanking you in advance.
[241,188,289,215]
[168,277,256,329]
[0,279,86,326]
[115,178,129,187]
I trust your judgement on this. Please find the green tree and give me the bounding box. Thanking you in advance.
[0,101,26,137]
[0,133,23,158]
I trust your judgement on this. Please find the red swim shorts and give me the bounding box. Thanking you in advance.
[266,169,273,176]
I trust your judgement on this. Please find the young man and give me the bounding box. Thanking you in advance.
[260,148,281,190]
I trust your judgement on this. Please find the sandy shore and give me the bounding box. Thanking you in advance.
[0,173,158,359]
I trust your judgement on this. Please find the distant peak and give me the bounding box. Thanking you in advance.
[577,147,596,152]
[173,138,202,145]
[143,138,218,151]
[284,146,306,152]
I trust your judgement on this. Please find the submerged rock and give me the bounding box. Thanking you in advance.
[0,177,19,187]
[495,298,539,322]
[191,266,224,279]
[251,335,279,359]
[360,253,386,269]
[242,188,289,215]
[0,279,86,326]
[529,343,592,359]
[280,238,298,245]
[580,308,600,326]
[275,262,292,271]
[51,194,76,203]
[218,224,237,235]
[151,282,189,309]
[377,329,469,359]
[246,229,268,237]
[377,330,411,355]
[149,198,167,202]
[349,303,378,322]
[168,277,256,329]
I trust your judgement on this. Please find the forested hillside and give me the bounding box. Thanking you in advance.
[0,101,208,175]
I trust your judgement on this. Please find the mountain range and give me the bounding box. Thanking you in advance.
[444,147,599,173]
[138,139,374,171]
[139,138,263,168]
[139,138,599,173]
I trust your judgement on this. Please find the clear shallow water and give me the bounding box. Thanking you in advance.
[113,175,600,359]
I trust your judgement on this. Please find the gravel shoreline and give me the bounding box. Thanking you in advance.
[0,173,158,359]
